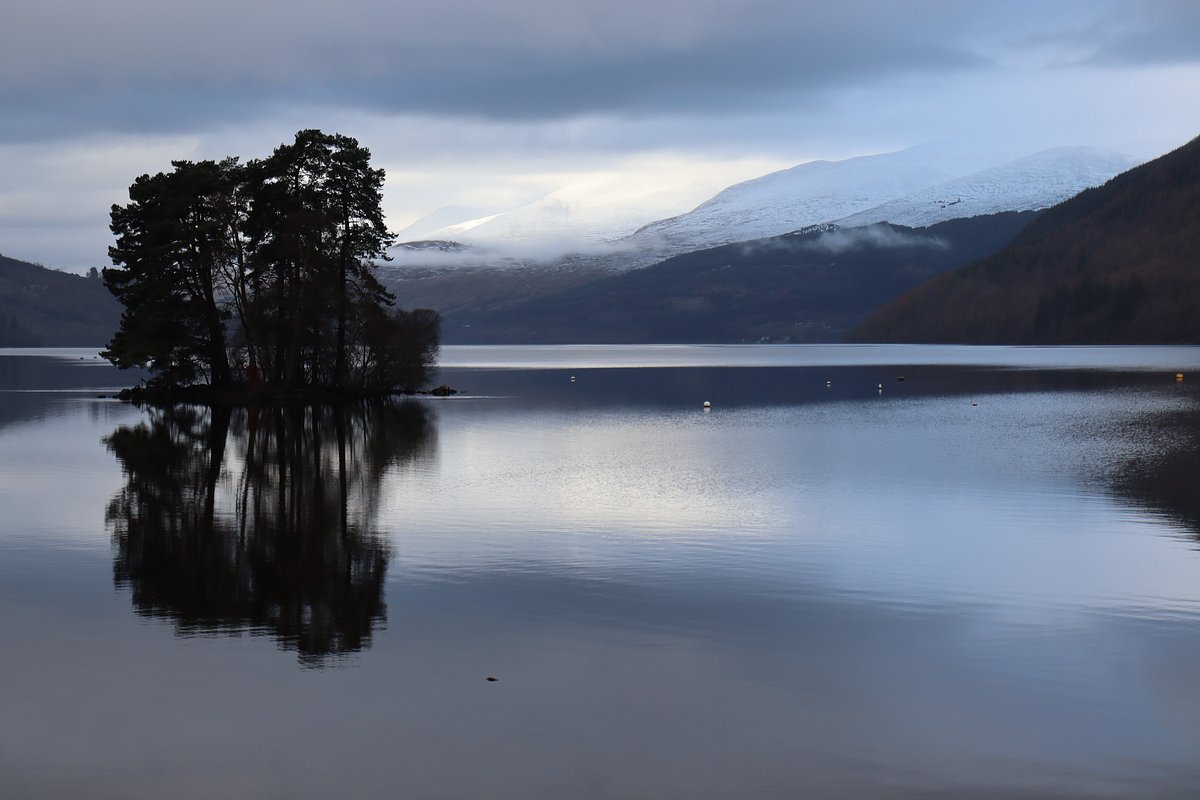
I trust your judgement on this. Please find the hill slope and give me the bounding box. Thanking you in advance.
[852,135,1200,343]
[388,144,1135,276]
[833,147,1135,229]
[622,144,995,255]
[0,254,121,346]
[440,212,1037,343]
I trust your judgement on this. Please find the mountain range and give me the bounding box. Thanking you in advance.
[392,143,1137,268]
[375,142,1143,343]
[396,167,751,258]
[831,147,1136,229]
[435,212,1038,343]
[852,134,1200,343]
[6,134,1194,348]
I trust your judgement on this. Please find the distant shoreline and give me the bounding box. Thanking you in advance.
[115,383,458,407]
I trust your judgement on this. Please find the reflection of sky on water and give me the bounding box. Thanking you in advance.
[0,400,139,545]
[3,348,1200,798]
[383,383,1200,618]
[437,343,1200,371]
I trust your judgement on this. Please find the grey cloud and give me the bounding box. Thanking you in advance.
[0,0,992,141]
[1039,0,1200,67]
[1086,3,1200,66]
[6,0,1196,270]
[350,36,979,120]
[0,86,283,142]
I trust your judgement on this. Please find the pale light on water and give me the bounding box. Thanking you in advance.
[438,342,1200,370]
[2,346,1200,798]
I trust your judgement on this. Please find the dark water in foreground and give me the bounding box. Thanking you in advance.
[3,345,1200,799]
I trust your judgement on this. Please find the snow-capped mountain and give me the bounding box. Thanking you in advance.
[391,143,1142,272]
[405,171,746,256]
[831,147,1137,229]
[396,205,503,241]
[620,143,1013,253]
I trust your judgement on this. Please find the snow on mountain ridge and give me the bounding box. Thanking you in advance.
[405,165,775,254]
[390,144,1139,272]
[831,146,1139,229]
[624,144,1013,251]
[396,205,503,241]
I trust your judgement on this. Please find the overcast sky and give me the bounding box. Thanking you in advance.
[2,0,1198,270]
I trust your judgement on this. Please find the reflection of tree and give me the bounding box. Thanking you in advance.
[105,400,434,666]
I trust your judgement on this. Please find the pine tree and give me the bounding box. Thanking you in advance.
[103,130,438,395]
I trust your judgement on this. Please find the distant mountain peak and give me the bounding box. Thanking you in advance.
[394,142,1142,275]
[621,144,1044,254]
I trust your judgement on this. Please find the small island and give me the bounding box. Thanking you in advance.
[103,129,439,403]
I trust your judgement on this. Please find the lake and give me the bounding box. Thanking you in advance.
[3,345,1200,799]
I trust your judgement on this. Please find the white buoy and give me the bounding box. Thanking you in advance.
[570,375,576,383]
[703,400,711,409]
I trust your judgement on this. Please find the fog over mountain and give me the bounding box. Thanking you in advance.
[427,212,1038,344]
[389,143,1140,270]
[620,144,1004,252]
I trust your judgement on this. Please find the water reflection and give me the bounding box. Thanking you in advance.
[1114,407,1200,538]
[104,401,435,665]
[0,352,139,431]
[441,363,1180,411]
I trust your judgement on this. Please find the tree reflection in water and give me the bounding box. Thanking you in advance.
[105,401,435,666]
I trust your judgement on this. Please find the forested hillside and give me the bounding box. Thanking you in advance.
[853,134,1200,343]
[438,212,1036,343]
[0,254,120,346]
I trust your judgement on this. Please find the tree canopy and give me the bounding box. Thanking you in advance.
[104,130,439,394]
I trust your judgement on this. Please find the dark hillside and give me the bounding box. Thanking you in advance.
[0,254,121,346]
[441,212,1036,343]
[853,134,1200,343]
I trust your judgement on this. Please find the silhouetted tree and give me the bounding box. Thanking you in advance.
[103,131,439,394]
[105,159,240,388]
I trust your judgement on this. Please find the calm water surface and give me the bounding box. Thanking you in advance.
[3,345,1200,799]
